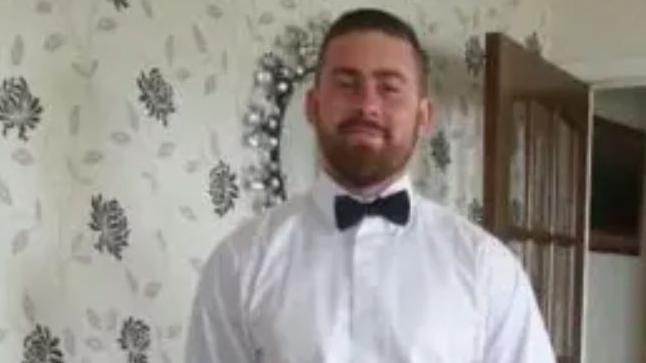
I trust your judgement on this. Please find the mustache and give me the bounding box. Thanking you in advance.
[337,118,387,134]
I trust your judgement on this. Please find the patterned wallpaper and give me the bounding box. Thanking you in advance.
[0,0,548,362]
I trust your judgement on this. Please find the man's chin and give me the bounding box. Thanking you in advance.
[342,134,385,149]
[339,139,387,158]
[331,151,392,187]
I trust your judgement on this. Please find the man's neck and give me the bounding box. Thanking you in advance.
[323,165,406,200]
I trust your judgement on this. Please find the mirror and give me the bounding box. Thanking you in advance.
[279,80,319,197]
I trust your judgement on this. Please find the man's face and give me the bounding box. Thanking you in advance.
[306,30,432,188]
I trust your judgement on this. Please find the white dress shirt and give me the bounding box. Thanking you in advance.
[186,173,556,363]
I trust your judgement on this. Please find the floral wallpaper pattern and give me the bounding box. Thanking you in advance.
[0,77,43,141]
[208,161,240,217]
[89,194,130,261]
[137,68,176,127]
[22,325,64,363]
[117,317,151,363]
[464,35,486,78]
[108,0,129,13]
[0,0,549,362]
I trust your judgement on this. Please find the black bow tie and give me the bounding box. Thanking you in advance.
[334,190,410,230]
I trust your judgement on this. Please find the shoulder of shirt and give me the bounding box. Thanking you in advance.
[202,193,311,272]
[413,194,519,266]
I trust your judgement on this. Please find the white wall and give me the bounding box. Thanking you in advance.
[549,1,646,359]
[587,88,646,363]
[549,0,646,85]
[586,253,644,363]
[596,88,646,130]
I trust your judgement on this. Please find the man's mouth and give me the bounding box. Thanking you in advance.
[338,121,386,138]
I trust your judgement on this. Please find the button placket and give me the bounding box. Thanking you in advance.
[350,225,383,361]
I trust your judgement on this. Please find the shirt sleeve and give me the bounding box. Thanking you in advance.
[185,241,256,363]
[482,240,557,363]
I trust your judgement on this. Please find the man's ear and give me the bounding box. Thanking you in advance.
[305,88,318,126]
[417,97,434,138]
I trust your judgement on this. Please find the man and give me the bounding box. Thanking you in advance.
[186,8,555,363]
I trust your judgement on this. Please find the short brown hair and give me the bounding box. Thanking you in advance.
[316,8,429,94]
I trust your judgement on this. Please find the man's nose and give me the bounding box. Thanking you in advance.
[356,82,382,118]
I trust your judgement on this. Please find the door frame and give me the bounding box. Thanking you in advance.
[483,32,594,363]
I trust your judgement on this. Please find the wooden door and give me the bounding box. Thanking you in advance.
[484,33,591,363]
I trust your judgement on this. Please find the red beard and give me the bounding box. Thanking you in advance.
[314,117,417,187]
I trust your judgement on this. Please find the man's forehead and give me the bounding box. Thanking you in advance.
[323,30,415,55]
[320,32,418,72]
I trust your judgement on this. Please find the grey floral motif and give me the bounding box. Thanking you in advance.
[71,60,99,79]
[524,32,542,55]
[465,35,485,77]
[205,4,223,20]
[108,0,129,11]
[36,1,53,14]
[23,294,36,325]
[97,17,117,32]
[280,0,296,9]
[259,12,275,25]
[0,77,43,141]
[117,317,150,363]
[0,176,11,205]
[89,194,130,260]
[141,0,153,18]
[12,148,35,166]
[137,68,176,127]
[192,24,208,54]
[125,269,139,294]
[22,325,64,363]
[430,130,451,172]
[13,229,30,255]
[274,16,330,73]
[208,161,239,217]
[44,33,65,52]
[468,198,484,225]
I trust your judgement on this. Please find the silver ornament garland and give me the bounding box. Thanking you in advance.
[242,16,330,212]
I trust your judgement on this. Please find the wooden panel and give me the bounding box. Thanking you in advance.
[484,33,590,363]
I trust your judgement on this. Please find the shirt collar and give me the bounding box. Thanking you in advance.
[311,171,415,229]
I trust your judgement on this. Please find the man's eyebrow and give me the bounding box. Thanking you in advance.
[330,67,360,77]
[373,69,408,83]
[328,67,409,84]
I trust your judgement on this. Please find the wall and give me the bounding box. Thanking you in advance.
[0,0,549,362]
[595,88,646,130]
[549,0,646,85]
[587,87,646,363]
[549,2,646,360]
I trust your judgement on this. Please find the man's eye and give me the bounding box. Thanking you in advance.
[381,83,401,94]
[335,78,356,89]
